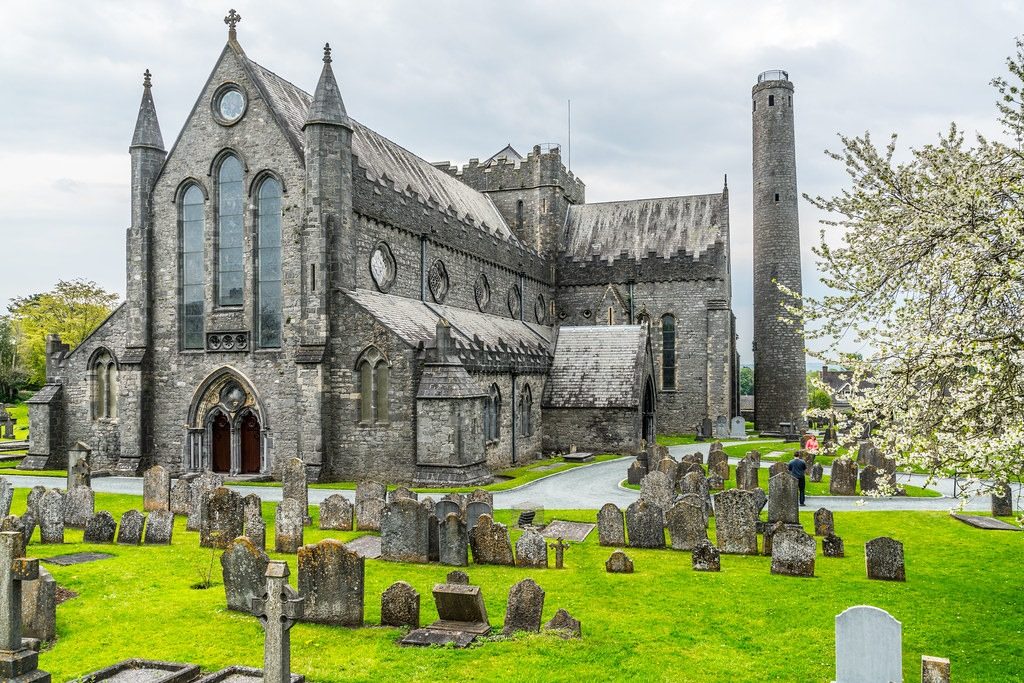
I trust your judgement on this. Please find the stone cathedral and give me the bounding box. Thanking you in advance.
[26,13,744,484]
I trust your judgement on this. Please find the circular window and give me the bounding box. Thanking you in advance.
[213,84,247,125]
[220,383,246,411]
[534,294,547,324]
[369,242,397,293]
[507,285,522,318]
[474,273,490,312]
[428,260,449,303]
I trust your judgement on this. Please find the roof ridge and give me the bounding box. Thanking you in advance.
[572,192,722,208]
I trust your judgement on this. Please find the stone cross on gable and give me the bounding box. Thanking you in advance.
[224,9,242,39]
[548,537,569,569]
[0,531,49,682]
[250,561,303,683]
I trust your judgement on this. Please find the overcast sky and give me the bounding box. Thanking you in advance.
[2,1,1021,364]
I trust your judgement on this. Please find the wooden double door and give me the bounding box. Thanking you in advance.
[210,413,261,474]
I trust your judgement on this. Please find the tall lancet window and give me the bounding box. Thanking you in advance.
[181,184,205,349]
[217,155,244,307]
[257,177,282,347]
[661,314,676,390]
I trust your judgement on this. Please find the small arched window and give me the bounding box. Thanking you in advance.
[485,384,501,443]
[256,177,282,348]
[357,347,390,425]
[661,314,676,390]
[519,383,533,437]
[515,200,524,233]
[91,350,118,420]
[217,155,244,307]
[181,184,205,349]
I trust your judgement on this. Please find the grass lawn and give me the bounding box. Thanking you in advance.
[21,490,1022,681]
[0,401,29,441]
[656,433,699,446]
[0,458,66,478]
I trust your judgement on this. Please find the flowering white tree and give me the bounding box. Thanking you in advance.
[795,40,1024,506]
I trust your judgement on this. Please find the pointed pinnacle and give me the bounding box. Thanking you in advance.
[323,43,332,64]
[143,69,152,88]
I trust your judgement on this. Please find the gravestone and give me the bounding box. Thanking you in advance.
[447,570,469,585]
[768,461,788,478]
[83,511,116,543]
[0,517,25,558]
[67,445,91,491]
[730,416,746,438]
[713,489,758,555]
[699,417,714,440]
[714,415,729,438]
[627,460,646,485]
[468,489,493,508]
[381,581,419,628]
[991,482,1014,517]
[605,549,634,573]
[381,498,429,564]
[201,487,244,549]
[430,582,490,634]
[251,561,304,683]
[355,481,387,531]
[117,510,145,545]
[0,479,12,518]
[814,508,834,536]
[752,487,767,514]
[282,457,311,526]
[433,499,461,524]
[242,494,264,549]
[318,494,353,531]
[809,462,824,483]
[639,471,674,513]
[707,450,729,480]
[441,492,467,511]
[144,509,174,545]
[691,539,721,572]
[0,532,50,682]
[829,458,858,496]
[187,471,223,532]
[735,457,760,491]
[666,495,707,551]
[26,486,46,521]
[388,486,418,504]
[543,608,581,638]
[745,449,762,468]
[143,465,171,512]
[420,496,435,514]
[503,578,545,634]
[548,537,569,569]
[597,503,625,546]
[768,473,799,524]
[170,478,192,516]
[657,457,679,489]
[428,510,439,562]
[835,605,902,683]
[823,534,845,558]
[465,501,493,533]
[439,512,469,566]
[515,528,547,568]
[859,465,880,494]
[770,527,816,577]
[63,485,94,528]
[921,656,951,683]
[856,440,875,465]
[21,565,56,643]
[865,537,905,581]
[39,489,65,544]
[275,498,305,554]
[708,473,725,491]
[19,513,36,548]
[469,514,514,566]
[761,520,787,557]
[221,536,270,613]
[677,460,703,479]
[296,539,364,626]
[625,499,665,548]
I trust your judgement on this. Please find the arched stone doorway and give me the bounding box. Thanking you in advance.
[642,377,656,445]
[239,411,261,474]
[187,369,267,475]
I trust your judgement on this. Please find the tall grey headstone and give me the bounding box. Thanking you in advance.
[221,536,270,613]
[187,471,223,531]
[282,457,311,526]
[834,605,902,683]
[381,498,429,564]
[319,494,353,531]
[274,498,305,554]
[0,479,12,519]
[597,503,625,546]
[639,470,674,513]
[829,458,858,496]
[706,450,729,481]
[735,457,760,491]
[768,473,799,524]
[625,499,665,549]
[297,539,364,626]
[201,487,243,549]
[439,512,468,566]
[713,489,758,555]
[666,495,708,551]
[170,477,192,516]
[355,480,386,531]
[730,416,746,438]
[38,490,64,545]
[143,465,171,512]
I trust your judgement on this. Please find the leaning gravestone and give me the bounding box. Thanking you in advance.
[515,528,548,568]
[625,499,665,549]
[639,471,674,513]
[83,511,116,543]
[666,495,707,551]
[814,508,835,536]
[991,482,1013,517]
[835,605,902,683]
[143,465,171,512]
[221,536,270,613]
[319,494,353,531]
[809,462,824,483]
[439,512,469,566]
[170,478,192,516]
[605,549,634,573]
[597,503,625,546]
[381,581,420,628]
[627,460,646,486]
[751,487,768,515]
[735,457,760,491]
[381,498,429,564]
[829,458,858,496]
[19,513,36,547]
[144,509,174,545]
[22,565,56,643]
[465,501,493,533]
[282,457,311,526]
[64,485,94,528]
[713,489,758,555]
[0,478,12,518]
[355,480,387,531]
[275,498,305,553]
[503,578,545,634]
[201,487,244,549]
[823,533,845,558]
[707,450,729,480]
[469,514,515,566]
[117,510,145,545]
[767,473,799,524]
[865,537,906,581]
[691,539,721,572]
[770,527,816,577]
[297,538,365,626]
[187,471,224,532]
[39,489,65,544]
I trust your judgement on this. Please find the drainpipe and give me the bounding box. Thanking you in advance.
[419,236,427,301]
[510,372,518,464]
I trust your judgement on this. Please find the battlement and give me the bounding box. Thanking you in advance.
[556,242,729,287]
[438,144,586,204]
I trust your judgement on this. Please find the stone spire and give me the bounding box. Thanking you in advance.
[303,43,351,130]
[130,69,164,151]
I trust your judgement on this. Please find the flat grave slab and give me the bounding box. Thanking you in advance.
[541,520,595,542]
[43,552,115,566]
[344,534,382,559]
[561,452,595,463]
[952,514,1022,531]
[196,666,303,682]
[71,659,200,682]
[399,628,477,648]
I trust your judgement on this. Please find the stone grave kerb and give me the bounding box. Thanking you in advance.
[251,560,304,683]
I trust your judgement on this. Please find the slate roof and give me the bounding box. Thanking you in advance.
[245,57,519,245]
[27,384,61,405]
[562,193,726,263]
[543,325,647,409]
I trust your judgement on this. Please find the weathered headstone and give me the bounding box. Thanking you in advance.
[768,461,788,478]
[381,581,419,628]
[67,445,91,491]
[0,479,12,519]
[991,482,1014,517]
[39,489,65,544]
[865,537,905,581]
[921,656,951,683]
[296,539,364,626]
[420,496,435,514]
[597,503,625,546]
[543,608,581,638]
[809,462,823,483]
[666,495,707,551]
[19,513,36,548]
[21,565,56,643]
[143,465,171,512]
[468,488,493,508]
[0,517,26,558]
[433,499,461,524]
[751,487,768,514]
[814,508,834,536]
[626,460,646,486]
[835,605,902,683]
[319,494,353,531]
[439,512,469,566]
[822,533,845,558]
[201,487,243,549]
[0,532,49,681]
[170,477,192,516]
[388,486,418,504]
[431,582,490,633]
[735,457,760,491]
[465,501,493,532]
[187,471,223,532]
[251,561,304,683]
[83,511,116,543]
[699,417,714,440]
[707,450,729,480]
[656,457,678,488]
[355,480,387,531]
[144,509,174,545]
[515,528,547,568]
[275,498,305,554]
[770,527,816,577]
[708,473,725,491]
[441,492,467,511]
[26,486,46,521]
[714,415,729,438]
[639,471,674,513]
[691,539,721,572]
[745,449,762,468]
[242,493,264,546]
[221,536,270,613]
[381,498,429,564]
[446,570,470,585]
[605,549,634,573]
[713,489,758,555]
[117,510,145,545]
[503,578,545,634]
[625,499,665,548]
[857,440,874,464]
[768,473,799,524]
[859,465,880,494]
[63,485,94,528]
[761,520,786,557]
[829,458,858,496]
[469,514,515,566]
[282,457,311,526]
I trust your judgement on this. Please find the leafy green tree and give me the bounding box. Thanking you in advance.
[739,366,754,396]
[808,387,832,411]
[0,316,26,401]
[9,280,119,385]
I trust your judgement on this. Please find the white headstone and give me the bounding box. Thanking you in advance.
[835,605,902,683]
[729,416,746,439]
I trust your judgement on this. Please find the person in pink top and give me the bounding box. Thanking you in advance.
[805,434,819,454]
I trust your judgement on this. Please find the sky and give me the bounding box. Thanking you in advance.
[1,1,1021,365]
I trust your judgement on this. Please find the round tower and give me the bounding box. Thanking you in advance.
[752,69,806,432]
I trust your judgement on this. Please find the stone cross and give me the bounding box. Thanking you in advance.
[224,9,242,38]
[548,537,569,569]
[0,531,49,681]
[251,561,303,683]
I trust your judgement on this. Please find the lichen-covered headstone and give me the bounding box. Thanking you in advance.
[381,581,420,628]
[767,473,799,524]
[768,461,788,478]
[388,486,418,504]
[707,450,729,481]
[221,536,270,613]
[761,520,787,557]
[355,480,386,531]
[282,457,311,525]
[468,488,493,508]
[543,608,581,638]
[319,494,353,531]
[691,539,721,572]
[20,512,36,547]
[627,460,646,485]
[666,495,707,551]
[381,498,429,564]
[605,549,634,573]
[117,510,145,545]
[201,487,243,549]
[0,516,26,557]
[446,570,469,585]
[597,503,625,547]
[144,509,174,545]
[63,485,94,529]
[625,499,665,549]
[770,527,816,577]
[829,458,858,496]
[83,511,116,543]
[503,578,545,634]
[241,493,264,549]
[439,512,468,566]
[822,533,845,558]
[469,514,514,566]
[170,477,192,516]
[27,485,46,521]
[39,489,65,544]
[708,473,725,491]
[639,470,674,513]
[814,508,834,536]
[865,536,905,581]
[515,528,548,568]
[22,566,56,643]
[713,489,758,555]
[735,457,760,491]
[187,471,223,531]
[274,498,305,554]
[0,478,12,518]
[297,538,364,626]
[656,457,679,489]
[809,462,823,483]
[143,465,171,512]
